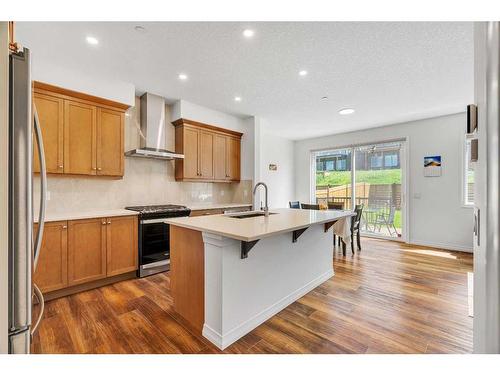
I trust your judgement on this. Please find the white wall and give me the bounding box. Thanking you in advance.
[258,128,295,208]
[295,112,474,252]
[172,99,255,181]
[32,59,135,107]
[0,22,9,354]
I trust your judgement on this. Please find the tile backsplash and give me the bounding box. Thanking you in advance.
[33,159,252,214]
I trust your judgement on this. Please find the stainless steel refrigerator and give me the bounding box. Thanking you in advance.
[8,47,47,354]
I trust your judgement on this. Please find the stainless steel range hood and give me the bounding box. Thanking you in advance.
[125,93,184,160]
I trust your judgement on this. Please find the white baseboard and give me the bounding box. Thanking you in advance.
[409,239,473,253]
[202,269,334,350]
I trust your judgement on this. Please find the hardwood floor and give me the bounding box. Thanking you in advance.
[31,238,473,354]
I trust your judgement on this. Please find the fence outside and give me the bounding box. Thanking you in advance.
[316,183,401,210]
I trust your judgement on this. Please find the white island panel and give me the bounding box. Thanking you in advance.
[202,223,333,349]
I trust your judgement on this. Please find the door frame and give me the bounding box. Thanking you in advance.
[310,136,409,243]
[0,21,9,354]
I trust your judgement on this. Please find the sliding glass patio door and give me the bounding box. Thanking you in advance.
[313,140,406,240]
[354,142,404,239]
[315,148,353,209]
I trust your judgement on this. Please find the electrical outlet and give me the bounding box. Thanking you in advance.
[46,191,51,201]
[413,193,421,199]
[244,189,248,197]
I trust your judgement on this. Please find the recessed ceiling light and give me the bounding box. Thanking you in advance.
[134,25,146,32]
[299,70,308,76]
[85,36,99,45]
[321,96,328,101]
[243,29,255,38]
[178,73,188,80]
[234,96,242,102]
[339,108,355,115]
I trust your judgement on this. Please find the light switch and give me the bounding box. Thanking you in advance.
[46,191,51,201]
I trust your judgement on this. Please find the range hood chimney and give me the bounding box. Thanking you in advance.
[125,93,184,160]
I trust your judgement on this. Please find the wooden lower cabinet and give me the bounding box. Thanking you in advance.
[34,214,138,295]
[67,218,107,286]
[34,221,68,293]
[106,216,138,276]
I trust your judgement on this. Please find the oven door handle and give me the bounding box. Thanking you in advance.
[141,218,170,224]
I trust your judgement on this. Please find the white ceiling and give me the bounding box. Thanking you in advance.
[16,22,474,140]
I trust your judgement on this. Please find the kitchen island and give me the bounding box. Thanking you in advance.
[165,208,354,350]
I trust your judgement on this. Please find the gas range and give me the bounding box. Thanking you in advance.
[125,204,191,220]
[125,204,191,277]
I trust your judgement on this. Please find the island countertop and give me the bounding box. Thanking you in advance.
[165,208,354,242]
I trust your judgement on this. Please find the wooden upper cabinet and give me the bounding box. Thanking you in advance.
[173,118,242,182]
[64,100,97,175]
[97,108,124,176]
[183,126,200,179]
[33,93,64,174]
[199,131,214,179]
[106,216,138,277]
[226,137,241,181]
[33,81,128,178]
[33,221,68,293]
[67,218,107,286]
[213,134,227,180]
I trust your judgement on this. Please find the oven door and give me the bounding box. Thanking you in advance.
[139,218,170,277]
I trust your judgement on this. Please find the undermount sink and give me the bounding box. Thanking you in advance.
[225,211,278,219]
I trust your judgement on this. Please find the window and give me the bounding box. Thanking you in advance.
[325,160,334,171]
[384,153,398,168]
[370,154,383,168]
[337,158,346,171]
[464,137,475,205]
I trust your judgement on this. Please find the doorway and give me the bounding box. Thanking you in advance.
[312,140,407,241]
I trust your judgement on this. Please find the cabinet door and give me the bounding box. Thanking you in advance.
[33,221,68,293]
[64,100,97,175]
[183,127,200,179]
[97,108,124,176]
[199,131,214,179]
[33,93,64,174]
[67,218,107,286]
[213,134,227,180]
[106,216,138,277]
[226,137,241,181]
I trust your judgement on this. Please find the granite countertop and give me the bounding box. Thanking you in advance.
[35,203,252,223]
[166,208,355,242]
[187,203,252,211]
[35,209,139,223]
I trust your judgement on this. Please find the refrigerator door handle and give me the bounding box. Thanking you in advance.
[31,103,46,337]
[32,103,46,269]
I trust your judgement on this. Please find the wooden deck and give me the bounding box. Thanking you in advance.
[31,238,473,354]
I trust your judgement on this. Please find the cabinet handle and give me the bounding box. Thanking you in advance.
[98,167,102,171]
[92,167,97,170]
[58,165,63,169]
[62,225,67,229]
[102,221,106,225]
[107,221,111,224]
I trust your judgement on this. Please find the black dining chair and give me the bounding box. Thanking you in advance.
[349,204,364,254]
[301,203,320,210]
[328,202,344,210]
[289,201,300,209]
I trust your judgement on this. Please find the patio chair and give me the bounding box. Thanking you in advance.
[373,203,399,237]
[289,201,300,209]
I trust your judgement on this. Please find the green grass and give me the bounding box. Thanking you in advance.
[316,169,401,186]
[394,210,401,229]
